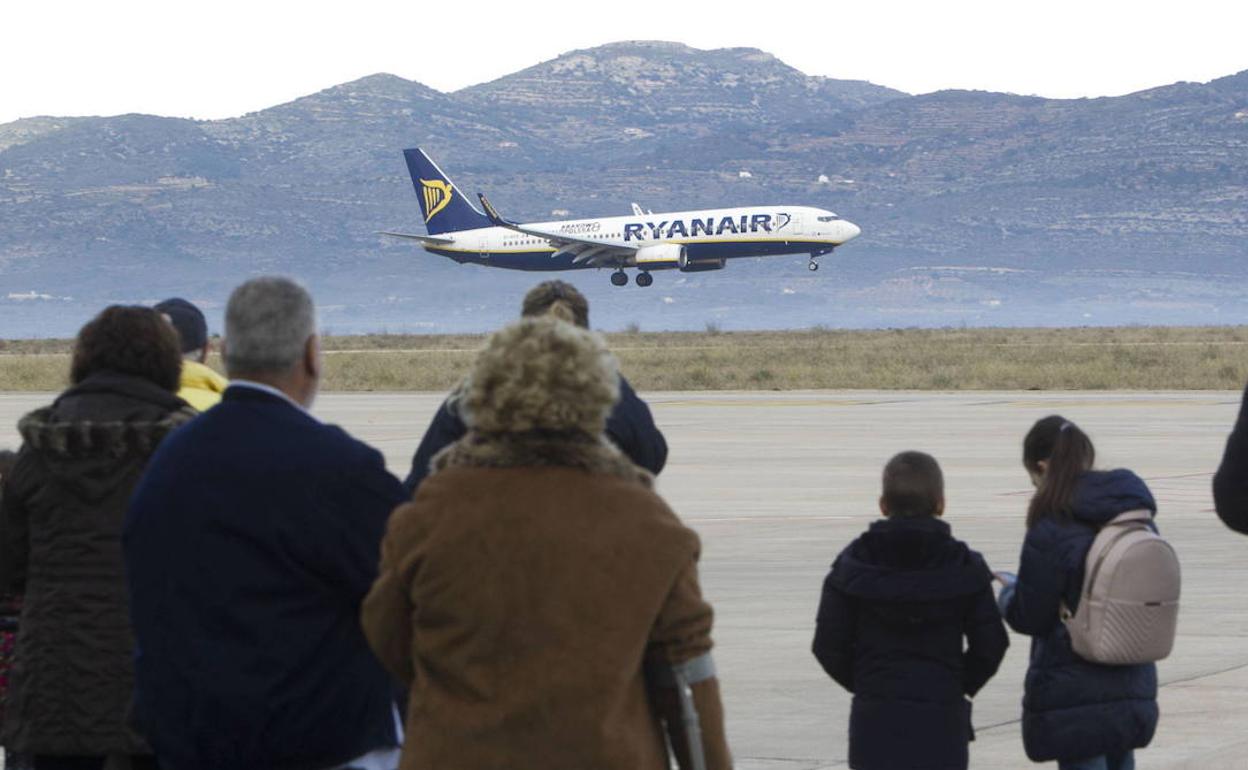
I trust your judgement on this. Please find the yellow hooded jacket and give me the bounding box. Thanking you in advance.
[178,360,228,412]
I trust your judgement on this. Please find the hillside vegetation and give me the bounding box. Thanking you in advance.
[3,42,1248,337]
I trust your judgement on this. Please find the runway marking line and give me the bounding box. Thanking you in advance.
[692,514,859,523]
[655,396,1237,410]
[655,399,918,408]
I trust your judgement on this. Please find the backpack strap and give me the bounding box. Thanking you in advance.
[1105,508,1157,535]
[1106,509,1154,527]
[1059,509,1156,623]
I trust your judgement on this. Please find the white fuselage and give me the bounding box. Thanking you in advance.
[422,205,861,270]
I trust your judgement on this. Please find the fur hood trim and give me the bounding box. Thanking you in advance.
[431,431,653,488]
[18,407,196,458]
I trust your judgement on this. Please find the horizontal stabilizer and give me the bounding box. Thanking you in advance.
[379,231,455,245]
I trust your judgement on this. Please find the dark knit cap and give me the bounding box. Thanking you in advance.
[154,297,208,353]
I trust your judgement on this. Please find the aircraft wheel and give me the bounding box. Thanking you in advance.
[636,272,654,287]
[808,260,820,272]
[610,271,629,287]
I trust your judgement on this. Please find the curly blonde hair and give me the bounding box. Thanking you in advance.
[462,317,619,435]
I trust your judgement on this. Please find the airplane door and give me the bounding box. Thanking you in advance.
[790,212,805,236]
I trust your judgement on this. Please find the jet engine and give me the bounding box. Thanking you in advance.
[678,254,726,273]
[633,244,726,272]
[633,243,685,269]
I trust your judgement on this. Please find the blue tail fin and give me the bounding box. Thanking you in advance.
[403,148,491,235]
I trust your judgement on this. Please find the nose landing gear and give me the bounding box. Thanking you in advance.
[636,272,654,287]
[808,247,833,272]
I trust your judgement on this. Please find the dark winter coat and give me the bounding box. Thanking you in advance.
[0,371,193,754]
[402,376,667,493]
[124,385,407,770]
[1001,469,1160,762]
[1213,381,1248,533]
[812,516,1008,770]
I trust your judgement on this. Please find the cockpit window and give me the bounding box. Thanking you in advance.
[817,214,840,222]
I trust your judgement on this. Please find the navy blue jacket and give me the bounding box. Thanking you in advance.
[402,376,667,493]
[1001,469,1159,762]
[1214,381,1248,533]
[124,386,407,770]
[813,516,1008,770]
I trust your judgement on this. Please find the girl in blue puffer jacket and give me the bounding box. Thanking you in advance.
[997,416,1159,770]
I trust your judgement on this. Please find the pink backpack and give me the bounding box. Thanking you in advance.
[1061,510,1180,665]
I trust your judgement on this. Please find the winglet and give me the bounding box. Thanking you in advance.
[478,193,511,227]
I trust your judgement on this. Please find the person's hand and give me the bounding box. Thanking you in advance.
[993,571,1017,586]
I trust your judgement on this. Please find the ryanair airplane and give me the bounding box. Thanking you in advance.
[384,148,861,287]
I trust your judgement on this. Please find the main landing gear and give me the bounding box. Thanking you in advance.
[610,270,653,287]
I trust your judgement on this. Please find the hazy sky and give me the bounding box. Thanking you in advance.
[3,0,1246,124]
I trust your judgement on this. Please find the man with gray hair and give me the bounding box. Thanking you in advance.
[125,276,406,770]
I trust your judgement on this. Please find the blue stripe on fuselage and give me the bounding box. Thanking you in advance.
[427,248,580,271]
[681,240,837,260]
[424,239,837,271]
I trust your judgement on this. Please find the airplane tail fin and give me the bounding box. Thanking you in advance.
[403,148,491,235]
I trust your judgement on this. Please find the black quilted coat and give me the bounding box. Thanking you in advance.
[0,371,192,754]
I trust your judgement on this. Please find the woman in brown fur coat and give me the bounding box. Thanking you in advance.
[363,316,731,770]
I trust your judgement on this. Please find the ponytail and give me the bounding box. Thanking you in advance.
[1024,415,1095,528]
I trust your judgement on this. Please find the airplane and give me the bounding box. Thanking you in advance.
[383,148,861,287]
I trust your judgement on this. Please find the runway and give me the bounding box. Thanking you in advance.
[1,390,1246,769]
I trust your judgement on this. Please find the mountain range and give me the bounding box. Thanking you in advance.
[2,40,1247,337]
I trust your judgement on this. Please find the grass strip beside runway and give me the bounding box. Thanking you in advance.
[3,326,1248,391]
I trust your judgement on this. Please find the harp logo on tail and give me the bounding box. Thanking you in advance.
[420,179,453,222]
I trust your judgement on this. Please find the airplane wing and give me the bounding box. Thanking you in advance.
[379,231,456,246]
[478,194,637,267]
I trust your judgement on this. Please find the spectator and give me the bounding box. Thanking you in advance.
[154,298,227,411]
[0,449,20,742]
[402,280,666,493]
[363,316,730,770]
[812,451,1008,770]
[1213,381,1248,532]
[996,417,1158,770]
[0,307,194,770]
[125,277,406,770]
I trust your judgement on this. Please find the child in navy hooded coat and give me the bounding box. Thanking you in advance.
[813,451,1009,770]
